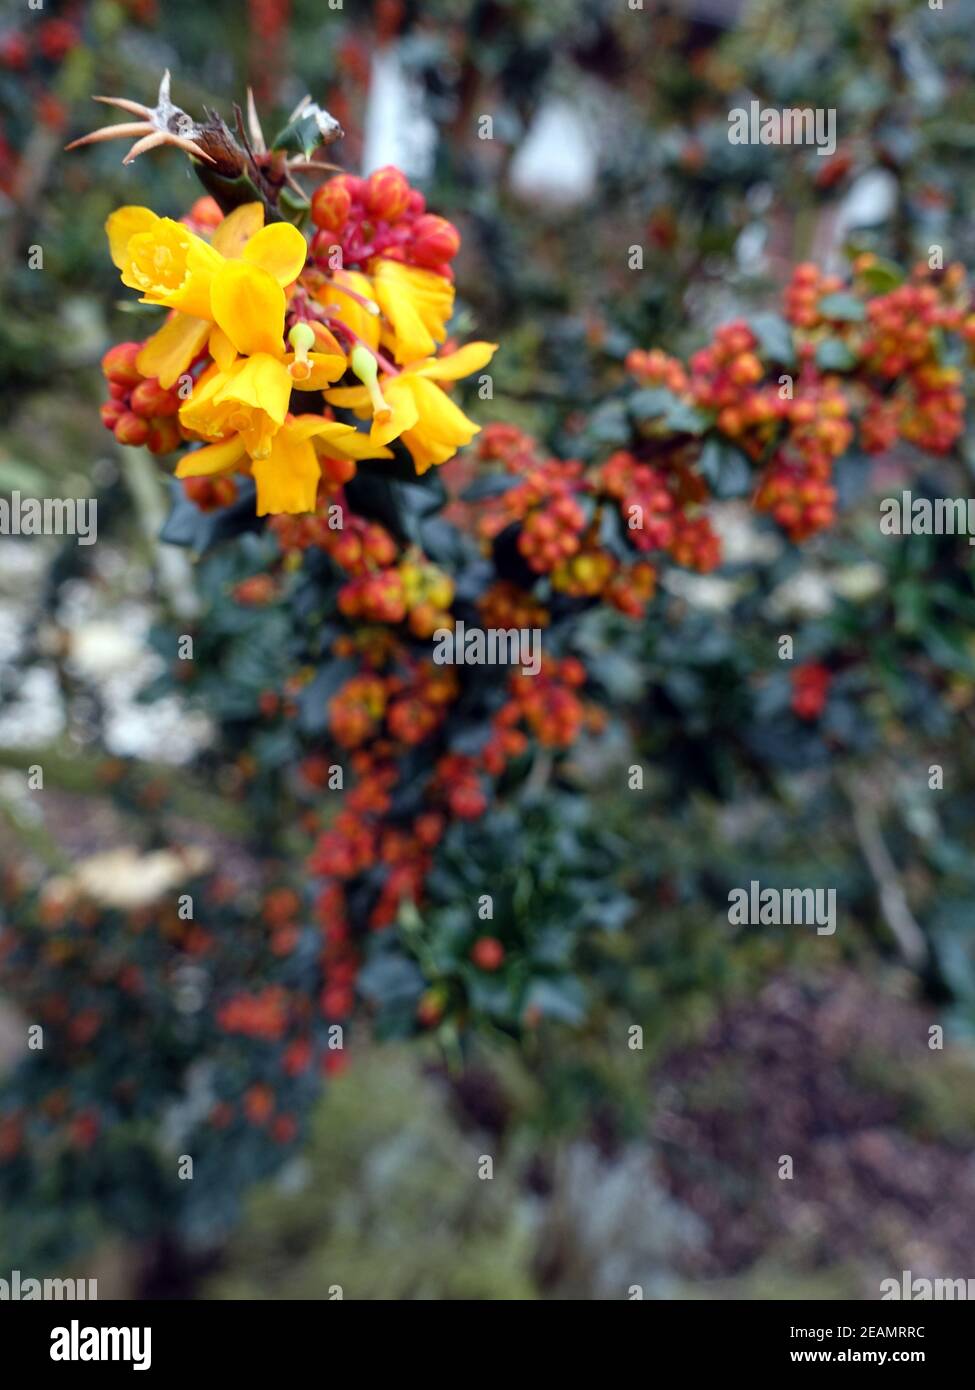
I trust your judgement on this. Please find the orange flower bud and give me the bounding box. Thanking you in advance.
[312,177,353,232]
[101,342,144,387]
[130,377,179,418]
[113,411,150,447]
[365,165,411,221]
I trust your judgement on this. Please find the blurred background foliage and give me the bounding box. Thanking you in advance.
[2,0,975,1298]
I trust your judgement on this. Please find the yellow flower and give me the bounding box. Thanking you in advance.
[178,316,347,461]
[105,202,309,388]
[369,258,454,364]
[175,413,392,517]
[326,341,497,474]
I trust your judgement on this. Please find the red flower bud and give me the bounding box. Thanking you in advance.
[410,213,461,268]
[187,196,223,229]
[146,418,182,454]
[365,165,411,222]
[113,411,150,447]
[312,177,354,232]
[99,401,125,431]
[101,342,144,387]
[130,377,178,418]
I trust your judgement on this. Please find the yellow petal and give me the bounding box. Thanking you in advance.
[210,260,287,357]
[252,428,321,515]
[137,313,210,389]
[106,206,158,270]
[123,219,224,318]
[410,341,498,382]
[241,222,308,287]
[283,416,392,461]
[174,435,248,478]
[398,376,480,473]
[318,428,394,461]
[370,377,419,448]
[285,416,356,445]
[324,385,371,410]
[208,325,237,373]
[215,353,292,426]
[289,352,349,390]
[179,366,239,440]
[211,202,265,259]
[371,259,454,365]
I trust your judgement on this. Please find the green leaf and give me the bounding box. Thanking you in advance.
[270,105,342,159]
[158,477,262,555]
[815,338,857,371]
[749,312,796,367]
[524,976,587,1024]
[629,387,710,435]
[698,437,752,499]
[858,259,904,294]
[461,474,519,501]
[817,293,866,322]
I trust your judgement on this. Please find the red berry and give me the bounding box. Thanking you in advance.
[471,937,505,971]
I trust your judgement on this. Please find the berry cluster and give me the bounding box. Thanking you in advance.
[478,581,550,632]
[625,347,689,394]
[182,476,239,511]
[599,450,676,552]
[270,502,394,558]
[311,168,460,277]
[753,462,837,541]
[99,343,185,454]
[505,657,588,748]
[784,260,968,458]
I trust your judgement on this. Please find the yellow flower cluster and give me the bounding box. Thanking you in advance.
[105,202,497,514]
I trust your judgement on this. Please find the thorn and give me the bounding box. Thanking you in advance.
[92,95,153,119]
[123,131,168,164]
[158,70,172,106]
[246,88,267,155]
[171,134,217,165]
[289,159,344,175]
[65,122,154,150]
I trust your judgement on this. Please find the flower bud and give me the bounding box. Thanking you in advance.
[410,214,460,268]
[312,177,353,232]
[99,400,125,431]
[146,418,182,454]
[113,411,150,447]
[130,377,179,417]
[186,196,223,231]
[101,342,144,387]
[365,165,411,222]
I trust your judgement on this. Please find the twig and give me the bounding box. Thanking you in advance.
[843,772,928,968]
